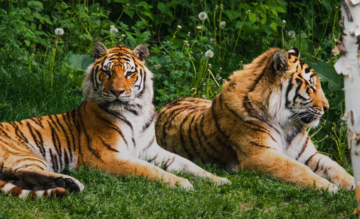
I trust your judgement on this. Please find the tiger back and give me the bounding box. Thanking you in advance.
[0,43,230,199]
[156,47,355,192]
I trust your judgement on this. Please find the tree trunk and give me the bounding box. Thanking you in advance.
[334,0,360,216]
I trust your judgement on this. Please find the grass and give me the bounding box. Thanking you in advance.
[0,72,356,218]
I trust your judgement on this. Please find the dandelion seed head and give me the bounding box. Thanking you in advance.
[54,28,64,36]
[205,49,214,58]
[110,27,119,35]
[219,21,226,29]
[154,64,162,70]
[301,33,307,38]
[288,30,296,38]
[198,12,208,21]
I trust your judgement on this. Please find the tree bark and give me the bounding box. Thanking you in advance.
[334,0,360,216]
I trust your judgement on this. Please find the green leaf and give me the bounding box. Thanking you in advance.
[33,12,42,20]
[309,61,343,91]
[277,6,286,13]
[45,18,53,25]
[157,2,167,14]
[24,40,30,46]
[248,12,256,23]
[69,54,94,71]
[136,1,152,9]
[124,9,135,18]
[224,10,241,22]
[270,22,277,31]
[23,14,34,21]
[27,1,43,10]
[271,8,278,17]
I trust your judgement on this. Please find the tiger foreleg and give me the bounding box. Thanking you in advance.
[90,155,194,190]
[304,152,355,190]
[240,149,338,193]
[143,146,231,186]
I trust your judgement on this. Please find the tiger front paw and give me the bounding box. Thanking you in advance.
[210,176,232,186]
[332,174,355,190]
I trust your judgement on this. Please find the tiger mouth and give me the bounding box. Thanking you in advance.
[300,116,318,124]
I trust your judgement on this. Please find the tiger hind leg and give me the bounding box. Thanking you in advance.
[0,179,67,199]
[12,167,85,193]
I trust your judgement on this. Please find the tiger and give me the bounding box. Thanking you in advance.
[156,47,355,193]
[0,42,230,199]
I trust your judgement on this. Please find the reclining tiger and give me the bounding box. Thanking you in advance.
[0,42,230,199]
[156,47,355,193]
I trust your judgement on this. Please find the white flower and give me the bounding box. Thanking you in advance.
[205,49,214,58]
[198,12,208,21]
[183,40,188,44]
[196,26,202,31]
[177,25,182,30]
[110,27,119,35]
[187,32,191,36]
[202,95,206,99]
[301,33,307,38]
[282,20,286,25]
[154,64,161,70]
[288,30,296,38]
[54,28,64,36]
[219,21,226,29]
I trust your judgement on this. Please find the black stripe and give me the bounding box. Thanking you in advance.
[224,103,278,143]
[54,114,73,162]
[313,158,321,172]
[49,115,60,132]
[10,122,28,143]
[98,105,134,135]
[296,135,310,160]
[193,114,223,164]
[285,74,294,108]
[142,111,156,132]
[99,136,119,152]
[78,107,103,162]
[26,122,46,157]
[143,136,155,151]
[179,112,194,160]
[96,115,129,148]
[249,141,273,149]
[63,111,77,152]
[305,152,318,166]
[163,157,175,171]
[48,121,63,170]
[30,118,44,128]
[49,149,58,173]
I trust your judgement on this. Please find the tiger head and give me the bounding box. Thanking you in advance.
[83,43,151,111]
[271,48,329,127]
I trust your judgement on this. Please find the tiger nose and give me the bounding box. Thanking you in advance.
[110,88,125,97]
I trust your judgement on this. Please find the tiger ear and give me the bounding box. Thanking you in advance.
[133,44,149,63]
[273,50,288,72]
[288,47,300,59]
[92,42,108,59]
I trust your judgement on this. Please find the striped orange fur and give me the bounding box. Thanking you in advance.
[0,43,230,199]
[156,48,355,193]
